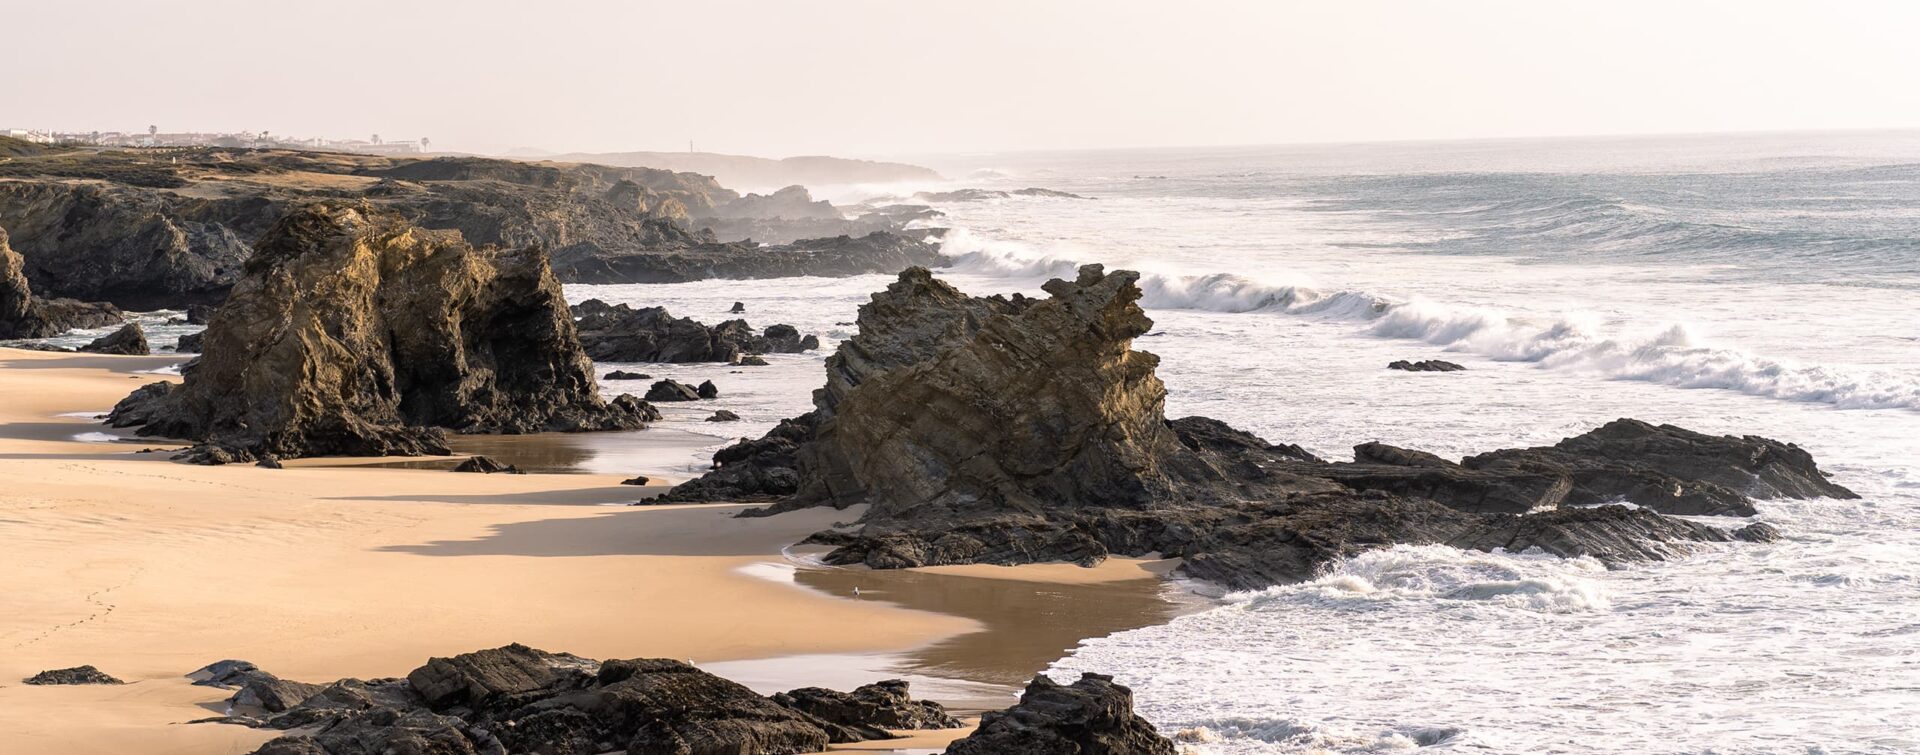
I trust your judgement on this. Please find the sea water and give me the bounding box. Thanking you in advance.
[588,131,1920,753]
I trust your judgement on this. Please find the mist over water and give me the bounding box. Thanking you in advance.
[592,132,1919,753]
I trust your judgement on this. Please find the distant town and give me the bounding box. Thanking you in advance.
[0,126,429,155]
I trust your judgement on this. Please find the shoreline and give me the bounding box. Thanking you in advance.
[0,347,1193,754]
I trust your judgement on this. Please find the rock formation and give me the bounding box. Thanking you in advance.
[572,300,818,363]
[553,231,945,285]
[654,266,1853,590]
[205,644,960,755]
[644,379,702,402]
[945,673,1172,755]
[106,203,653,463]
[452,456,522,474]
[79,322,149,355]
[23,665,125,685]
[1,225,125,340]
[1389,359,1466,372]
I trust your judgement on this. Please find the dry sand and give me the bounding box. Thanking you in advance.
[0,348,1183,754]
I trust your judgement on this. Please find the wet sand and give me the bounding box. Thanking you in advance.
[0,347,1193,754]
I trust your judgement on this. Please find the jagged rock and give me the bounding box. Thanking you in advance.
[729,301,746,313]
[452,456,522,474]
[79,322,150,355]
[772,680,963,737]
[187,660,324,715]
[711,185,843,220]
[735,355,769,366]
[706,410,741,422]
[2,225,125,339]
[696,380,719,399]
[1388,359,1466,372]
[175,330,204,353]
[191,659,267,688]
[645,379,702,402]
[572,299,818,363]
[23,665,125,685]
[604,370,651,380]
[945,673,1173,755]
[657,266,1851,590]
[621,475,651,486]
[104,203,650,462]
[230,645,927,755]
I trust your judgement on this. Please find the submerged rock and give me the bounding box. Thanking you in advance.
[706,410,741,422]
[1388,359,1466,372]
[696,379,719,399]
[23,665,124,685]
[104,203,651,463]
[603,370,651,380]
[644,379,702,402]
[729,301,746,313]
[79,322,149,355]
[657,266,1853,590]
[212,644,958,755]
[945,673,1173,755]
[572,299,817,363]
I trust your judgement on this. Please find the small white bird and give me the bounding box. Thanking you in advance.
[853,586,861,597]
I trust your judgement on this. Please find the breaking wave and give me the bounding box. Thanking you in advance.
[937,228,1920,411]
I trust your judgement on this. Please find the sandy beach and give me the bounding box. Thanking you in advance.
[0,347,1181,754]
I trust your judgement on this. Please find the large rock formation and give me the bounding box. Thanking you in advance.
[654,266,1852,590]
[206,644,960,755]
[106,203,652,463]
[0,225,125,339]
[0,149,939,309]
[571,300,819,363]
[79,322,150,355]
[945,673,1173,755]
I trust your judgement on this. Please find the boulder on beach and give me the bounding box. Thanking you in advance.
[104,203,653,464]
[705,410,741,422]
[945,673,1173,755]
[23,665,124,685]
[79,322,149,355]
[654,265,1851,590]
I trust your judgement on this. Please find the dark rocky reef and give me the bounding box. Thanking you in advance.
[105,203,652,463]
[915,187,1091,202]
[23,665,125,685]
[204,644,960,755]
[572,299,818,363]
[645,379,703,402]
[79,322,149,355]
[553,230,945,285]
[945,673,1172,755]
[1389,359,1466,372]
[655,266,1852,590]
[1,225,125,339]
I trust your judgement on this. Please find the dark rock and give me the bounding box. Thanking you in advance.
[1388,359,1467,372]
[103,203,650,463]
[621,475,651,486]
[729,301,746,314]
[175,330,205,353]
[187,303,218,325]
[553,231,944,285]
[711,185,842,220]
[772,680,962,739]
[190,659,266,688]
[603,370,652,380]
[735,355,769,366]
[706,410,741,422]
[23,665,125,685]
[945,673,1173,755]
[645,379,702,402]
[79,322,150,355]
[656,266,1847,590]
[696,380,719,399]
[452,456,522,474]
[405,643,596,713]
[256,455,284,469]
[572,299,818,363]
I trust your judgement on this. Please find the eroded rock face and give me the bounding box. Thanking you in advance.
[945,673,1173,755]
[657,266,1851,590]
[213,644,957,755]
[106,203,651,463]
[1,225,125,340]
[572,299,818,363]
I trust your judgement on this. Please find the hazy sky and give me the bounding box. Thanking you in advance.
[6,0,1919,157]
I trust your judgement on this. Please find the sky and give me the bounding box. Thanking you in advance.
[5,0,1919,158]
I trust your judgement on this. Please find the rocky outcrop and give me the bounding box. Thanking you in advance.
[23,665,125,685]
[773,680,963,734]
[1389,359,1466,372]
[706,410,741,422]
[572,300,818,363]
[105,203,651,463]
[175,331,204,353]
[945,673,1172,755]
[210,644,958,755]
[553,231,945,285]
[655,266,1850,590]
[711,185,842,220]
[1,225,125,339]
[79,322,149,355]
[452,456,522,474]
[644,379,702,402]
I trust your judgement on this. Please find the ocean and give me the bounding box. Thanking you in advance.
[582,131,1920,754]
